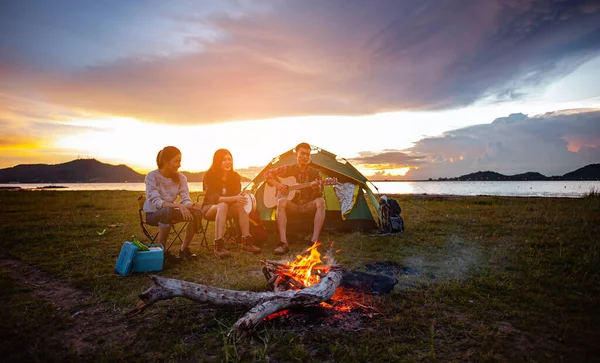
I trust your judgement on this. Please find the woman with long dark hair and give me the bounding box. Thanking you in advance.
[143,146,200,261]
[201,149,261,258]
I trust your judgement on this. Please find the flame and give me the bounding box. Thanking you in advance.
[264,244,379,321]
[286,241,326,287]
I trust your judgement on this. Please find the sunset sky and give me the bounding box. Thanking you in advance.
[1,0,599,180]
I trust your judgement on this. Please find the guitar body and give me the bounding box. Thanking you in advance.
[263,176,298,208]
[262,176,338,209]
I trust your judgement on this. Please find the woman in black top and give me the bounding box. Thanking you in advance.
[201,149,261,257]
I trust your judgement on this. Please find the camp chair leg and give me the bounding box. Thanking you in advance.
[198,219,213,250]
[143,228,159,243]
[139,207,159,243]
[197,218,239,251]
[165,221,188,252]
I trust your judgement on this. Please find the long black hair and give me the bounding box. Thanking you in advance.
[156,146,181,183]
[207,148,234,176]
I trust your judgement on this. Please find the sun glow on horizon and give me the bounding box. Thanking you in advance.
[37,98,600,176]
[359,166,412,179]
[50,113,430,173]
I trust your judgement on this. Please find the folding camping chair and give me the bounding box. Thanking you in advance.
[195,196,240,250]
[137,194,190,251]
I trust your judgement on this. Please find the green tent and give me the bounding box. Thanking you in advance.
[246,146,381,231]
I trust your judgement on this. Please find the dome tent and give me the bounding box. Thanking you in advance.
[246,145,381,231]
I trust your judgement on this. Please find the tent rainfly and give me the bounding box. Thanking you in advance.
[246,146,381,231]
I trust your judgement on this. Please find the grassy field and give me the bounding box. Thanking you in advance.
[1,189,599,362]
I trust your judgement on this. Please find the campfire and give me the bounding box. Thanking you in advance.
[127,241,397,338]
[262,242,377,317]
[262,241,330,291]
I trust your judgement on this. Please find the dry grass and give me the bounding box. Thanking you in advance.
[0,190,599,362]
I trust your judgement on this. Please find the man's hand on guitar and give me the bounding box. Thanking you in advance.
[276,182,289,196]
[310,179,322,188]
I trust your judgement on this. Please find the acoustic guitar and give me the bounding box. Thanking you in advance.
[263,176,337,208]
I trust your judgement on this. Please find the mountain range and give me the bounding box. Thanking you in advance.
[441,163,600,181]
[0,159,598,183]
[0,159,227,183]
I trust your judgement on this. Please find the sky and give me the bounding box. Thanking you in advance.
[1,0,599,180]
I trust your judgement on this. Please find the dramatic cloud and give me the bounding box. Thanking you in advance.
[399,109,600,179]
[350,150,425,169]
[1,0,600,124]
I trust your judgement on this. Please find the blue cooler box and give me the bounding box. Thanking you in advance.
[132,244,164,273]
[115,241,138,275]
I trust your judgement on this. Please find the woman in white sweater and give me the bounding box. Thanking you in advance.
[143,146,201,260]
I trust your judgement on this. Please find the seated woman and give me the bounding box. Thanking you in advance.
[201,149,261,258]
[143,146,201,261]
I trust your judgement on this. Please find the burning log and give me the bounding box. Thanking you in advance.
[126,242,397,338]
[126,268,343,339]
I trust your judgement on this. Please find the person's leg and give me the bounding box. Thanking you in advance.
[179,214,199,259]
[208,203,231,258]
[296,198,325,243]
[276,198,299,244]
[310,197,326,242]
[274,199,299,254]
[154,207,197,259]
[148,207,176,250]
[228,202,249,236]
[230,202,261,253]
[214,202,229,239]
[157,226,171,248]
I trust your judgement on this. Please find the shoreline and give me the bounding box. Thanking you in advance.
[0,187,588,199]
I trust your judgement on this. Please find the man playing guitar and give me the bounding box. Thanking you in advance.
[264,142,325,255]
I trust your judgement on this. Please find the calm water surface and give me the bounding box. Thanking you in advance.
[2,181,598,198]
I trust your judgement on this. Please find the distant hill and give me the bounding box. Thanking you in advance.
[0,159,252,183]
[454,164,599,181]
[181,171,206,183]
[0,159,145,183]
[456,171,550,181]
[561,164,600,180]
[456,171,508,181]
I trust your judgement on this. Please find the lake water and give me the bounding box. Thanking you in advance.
[2,180,598,198]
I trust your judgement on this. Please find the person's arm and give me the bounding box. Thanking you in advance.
[177,174,194,207]
[203,173,244,205]
[176,174,198,218]
[145,172,165,210]
[146,173,194,221]
[218,173,246,204]
[264,165,289,194]
[310,170,323,198]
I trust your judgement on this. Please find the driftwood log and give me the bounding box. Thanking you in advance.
[126,267,344,338]
[127,254,398,339]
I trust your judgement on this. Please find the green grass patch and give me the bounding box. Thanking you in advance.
[0,190,599,361]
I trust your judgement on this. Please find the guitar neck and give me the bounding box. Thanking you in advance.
[288,181,314,191]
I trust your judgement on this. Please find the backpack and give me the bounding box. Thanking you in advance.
[248,209,268,243]
[379,197,404,234]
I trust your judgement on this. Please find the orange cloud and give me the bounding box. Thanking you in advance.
[3,1,598,125]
